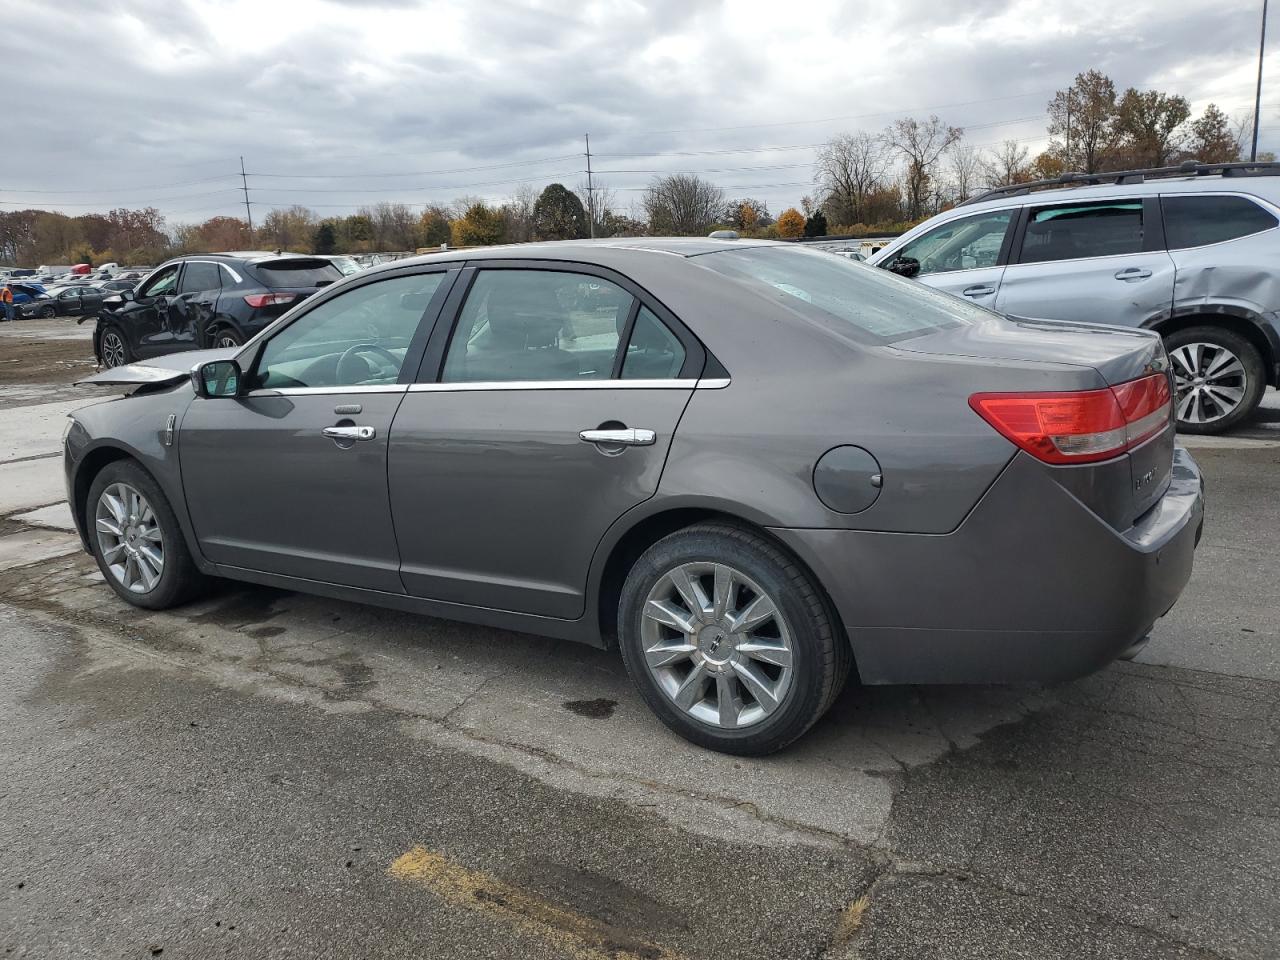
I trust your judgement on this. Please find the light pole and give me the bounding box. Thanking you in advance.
[1252,0,1269,162]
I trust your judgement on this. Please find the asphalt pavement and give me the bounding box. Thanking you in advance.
[0,317,1276,959]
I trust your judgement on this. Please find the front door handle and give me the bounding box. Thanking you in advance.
[322,425,376,442]
[579,428,656,446]
[961,284,997,297]
[1114,267,1153,280]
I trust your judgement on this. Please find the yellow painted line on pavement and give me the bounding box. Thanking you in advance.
[388,846,688,960]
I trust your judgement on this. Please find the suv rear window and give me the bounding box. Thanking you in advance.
[1019,201,1145,263]
[698,246,979,342]
[251,259,343,288]
[1162,195,1278,249]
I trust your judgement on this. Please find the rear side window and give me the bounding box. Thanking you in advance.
[442,270,633,383]
[1162,195,1278,249]
[1019,201,1144,263]
[622,307,686,379]
[252,259,343,288]
[179,261,222,294]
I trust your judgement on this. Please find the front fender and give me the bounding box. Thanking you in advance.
[64,387,211,572]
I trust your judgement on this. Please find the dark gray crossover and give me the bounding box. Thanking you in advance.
[66,238,1205,754]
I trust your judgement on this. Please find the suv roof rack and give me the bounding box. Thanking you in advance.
[959,159,1280,207]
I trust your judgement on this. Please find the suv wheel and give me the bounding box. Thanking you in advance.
[213,327,242,349]
[1164,326,1265,434]
[617,522,851,755]
[100,327,132,368]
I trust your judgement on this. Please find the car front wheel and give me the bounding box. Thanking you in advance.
[87,460,208,610]
[618,522,850,755]
[99,327,132,368]
[1165,326,1266,434]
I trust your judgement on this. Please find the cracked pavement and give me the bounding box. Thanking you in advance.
[1,318,1278,958]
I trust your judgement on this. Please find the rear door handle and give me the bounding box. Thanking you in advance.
[579,428,656,446]
[961,284,997,297]
[1115,267,1152,280]
[322,425,376,441]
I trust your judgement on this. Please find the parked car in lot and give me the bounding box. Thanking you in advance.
[68,239,1203,754]
[4,282,48,317]
[869,160,1280,434]
[38,284,108,317]
[91,252,343,367]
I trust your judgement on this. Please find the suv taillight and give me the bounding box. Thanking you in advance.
[243,293,297,308]
[969,373,1172,465]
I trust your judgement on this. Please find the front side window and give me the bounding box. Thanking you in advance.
[887,210,1013,276]
[179,262,222,294]
[1162,194,1278,249]
[253,272,446,389]
[441,270,633,383]
[139,266,179,298]
[1019,201,1144,263]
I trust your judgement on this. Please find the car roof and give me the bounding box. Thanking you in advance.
[955,171,1280,216]
[160,251,328,267]
[362,236,783,274]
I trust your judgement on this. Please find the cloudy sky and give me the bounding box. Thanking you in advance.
[6,0,1277,225]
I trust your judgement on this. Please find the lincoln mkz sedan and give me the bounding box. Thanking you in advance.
[66,239,1204,754]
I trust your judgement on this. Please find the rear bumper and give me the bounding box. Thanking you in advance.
[771,448,1204,685]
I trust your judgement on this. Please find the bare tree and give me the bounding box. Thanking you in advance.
[982,139,1033,186]
[576,179,618,234]
[947,142,982,203]
[815,131,891,225]
[642,174,725,235]
[886,116,963,220]
[502,183,538,243]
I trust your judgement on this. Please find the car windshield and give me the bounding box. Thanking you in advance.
[697,245,986,342]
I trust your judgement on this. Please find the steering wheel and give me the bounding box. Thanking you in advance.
[336,343,400,384]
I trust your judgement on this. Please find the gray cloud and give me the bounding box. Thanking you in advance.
[4,0,1276,224]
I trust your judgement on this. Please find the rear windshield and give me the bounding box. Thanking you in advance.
[696,245,983,342]
[251,259,343,288]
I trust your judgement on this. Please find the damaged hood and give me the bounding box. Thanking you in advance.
[76,347,237,387]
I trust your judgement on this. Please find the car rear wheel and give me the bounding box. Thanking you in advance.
[87,460,207,610]
[618,521,851,755]
[100,327,132,368]
[213,327,242,349]
[1165,326,1265,435]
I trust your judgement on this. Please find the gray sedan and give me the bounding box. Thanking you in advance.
[66,239,1204,754]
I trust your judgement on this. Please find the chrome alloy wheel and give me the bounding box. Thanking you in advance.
[1170,341,1247,426]
[101,331,127,368]
[640,561,794,729]
[215,333,240,349]
[95,482,164,593]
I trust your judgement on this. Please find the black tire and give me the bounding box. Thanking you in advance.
[38,305,55,319]
[617,521,851,755]
[1164,325,1266,435]
[86,459,209,610]
[212,326,242,349]
[99,325,133,368]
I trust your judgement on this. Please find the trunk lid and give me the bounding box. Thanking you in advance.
[899,314,1174,529]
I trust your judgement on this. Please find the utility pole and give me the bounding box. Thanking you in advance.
[1252,0,1269,162]
[239,156,254,244]
[584,133,595,239]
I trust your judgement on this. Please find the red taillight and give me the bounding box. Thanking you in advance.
[243,293,296,309]
[969,373,1172,465]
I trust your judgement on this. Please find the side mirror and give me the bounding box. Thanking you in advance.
[888,256,921,279]
[192,359,242,398]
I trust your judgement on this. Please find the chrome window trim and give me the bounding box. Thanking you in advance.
[244,384,408,397]
[406,378,713,393]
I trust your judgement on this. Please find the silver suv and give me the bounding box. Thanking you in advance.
[868,161,1280,434]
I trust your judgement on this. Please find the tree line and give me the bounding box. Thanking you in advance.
[1,70,1265,267]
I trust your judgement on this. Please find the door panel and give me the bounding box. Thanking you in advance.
[389,387,692,618]
[181,391,407,591]
[995,197,1175,329]
[995,252,1175,328]
[920,265,1007,306]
